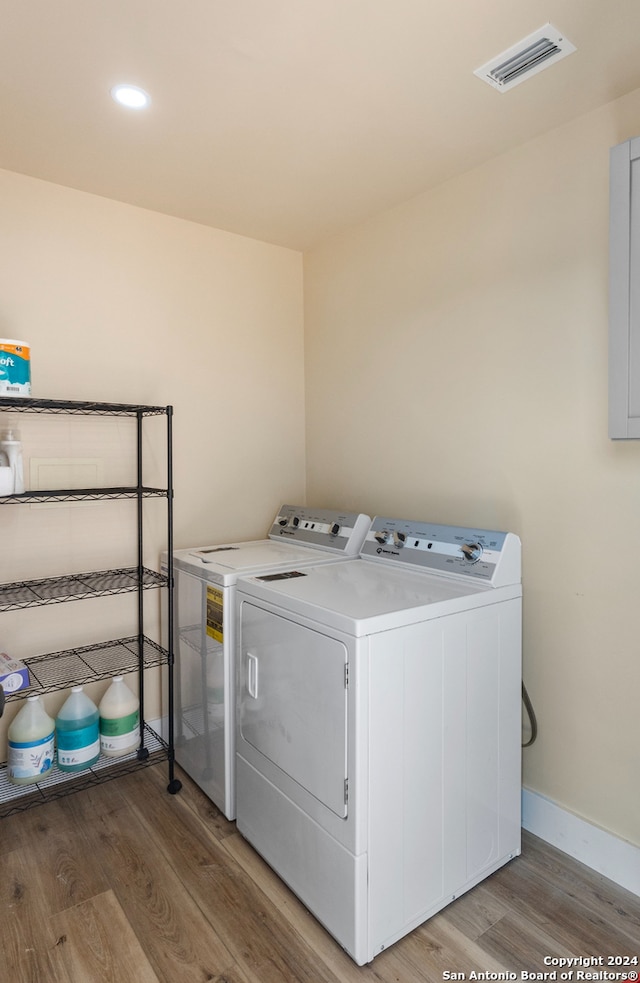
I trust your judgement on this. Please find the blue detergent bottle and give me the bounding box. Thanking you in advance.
[55,686,100,772]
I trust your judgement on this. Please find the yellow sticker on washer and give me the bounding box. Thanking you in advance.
[206,586,224,642]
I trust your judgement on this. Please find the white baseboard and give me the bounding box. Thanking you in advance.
[522,787,640,898]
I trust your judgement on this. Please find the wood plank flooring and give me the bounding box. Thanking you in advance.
[1,763,638,983]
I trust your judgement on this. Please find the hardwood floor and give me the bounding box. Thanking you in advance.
[1,764,638,983]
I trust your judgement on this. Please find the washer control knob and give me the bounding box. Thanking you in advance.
[330,522,341,536]
[278,517,289,526]
[460,542,482,563]
[291,516,300,527]
[374,529,392,545]
[393,531,406,548]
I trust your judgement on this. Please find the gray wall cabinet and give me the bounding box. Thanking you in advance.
[609,136,640,438]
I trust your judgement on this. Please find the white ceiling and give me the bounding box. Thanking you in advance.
[2,0,640,251]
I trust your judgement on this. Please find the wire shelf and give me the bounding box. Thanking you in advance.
[0,724,168,818]
[0,396,170,417]
[4,636,167,701]
[0,566,165,611]
[0,486,168,504]
[0,394,179,811]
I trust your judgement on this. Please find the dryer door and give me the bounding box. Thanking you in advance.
[239,602,348,818]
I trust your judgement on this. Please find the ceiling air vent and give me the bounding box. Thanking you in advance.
[474,23,576,92]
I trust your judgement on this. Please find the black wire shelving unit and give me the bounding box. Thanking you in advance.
[0,396,181,818]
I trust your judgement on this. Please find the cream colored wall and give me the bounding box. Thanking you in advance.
[0,168,305,546]
[304,90,640,848]
[0,168,305,750]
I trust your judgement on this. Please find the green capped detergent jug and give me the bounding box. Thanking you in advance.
[99,675,140,757]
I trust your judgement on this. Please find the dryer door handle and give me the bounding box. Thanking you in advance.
[247,652,259,699]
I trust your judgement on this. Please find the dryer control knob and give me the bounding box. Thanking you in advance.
[393,531,406,548]
[374,530,392,545]
[460,542,482,563]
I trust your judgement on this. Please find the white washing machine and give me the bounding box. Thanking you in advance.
[161,505,370,820]
[235,516,522,964]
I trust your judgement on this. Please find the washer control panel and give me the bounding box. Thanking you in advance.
[363,516,521,586]
[268,505,371,555]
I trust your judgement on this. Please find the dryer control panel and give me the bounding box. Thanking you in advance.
[362,516,521,587]
[268,505,371,555]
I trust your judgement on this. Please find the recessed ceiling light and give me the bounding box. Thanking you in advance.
[110,84,151,109]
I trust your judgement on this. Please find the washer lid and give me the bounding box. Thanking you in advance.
[238,558,521,636]
[172,539,350,586]
[165,505,371,586]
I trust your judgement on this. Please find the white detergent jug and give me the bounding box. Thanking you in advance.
[0,447,12,496]
[8,695,55,784]
[99,675,140,757]
[0,428,24,494]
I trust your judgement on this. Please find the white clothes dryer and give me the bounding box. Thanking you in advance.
[235,516,522,964]
[161,505,370,820]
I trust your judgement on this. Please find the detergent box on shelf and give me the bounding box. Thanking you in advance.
[0,652,30,694]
